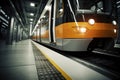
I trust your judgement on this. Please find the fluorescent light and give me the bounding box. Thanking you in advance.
[30,13,34,16]
[30,3,35,7]
[30,22,33,23]
[30,18,33,21]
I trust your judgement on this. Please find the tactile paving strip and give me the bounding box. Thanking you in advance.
[32,44,66,80]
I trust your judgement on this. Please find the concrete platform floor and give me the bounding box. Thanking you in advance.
[0,40,38,80]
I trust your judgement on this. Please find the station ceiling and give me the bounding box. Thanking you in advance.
[12,0,48,27]
[0,0,48,28]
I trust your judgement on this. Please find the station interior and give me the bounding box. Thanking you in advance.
[0,0,120,80]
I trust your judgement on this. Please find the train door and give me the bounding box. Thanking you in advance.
[44,0,64,47]
[40,10,51,43]
[49,0,57,44]
[54,0,64,49]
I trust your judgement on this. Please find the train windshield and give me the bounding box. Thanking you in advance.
[76,0,111,15]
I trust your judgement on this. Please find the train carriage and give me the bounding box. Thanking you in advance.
[32,0,118,52]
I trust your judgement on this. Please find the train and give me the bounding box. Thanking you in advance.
[32,0,118,52]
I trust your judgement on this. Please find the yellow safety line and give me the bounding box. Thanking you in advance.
[32,42,72,80]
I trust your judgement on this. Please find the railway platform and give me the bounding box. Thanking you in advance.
[0,39,116,80]
[0,40,38,80]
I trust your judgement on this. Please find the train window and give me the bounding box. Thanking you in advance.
[76,0,111,15]
[56,0,64,18]
[90,1,103,12]
[76,0,100,14]
[55,0,64,26]
[40,11,49,32]
[91,6,96,11]
[76,0,97,9]
[97,1,103,9]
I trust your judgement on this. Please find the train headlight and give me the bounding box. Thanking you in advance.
[88,19,95,25]
[114,29,117,33]
[80,27,87,33]
[112,20,117,25]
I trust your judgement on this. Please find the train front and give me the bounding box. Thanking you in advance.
[60,0,118,51]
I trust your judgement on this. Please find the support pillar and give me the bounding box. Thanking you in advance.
[6,17,14,44]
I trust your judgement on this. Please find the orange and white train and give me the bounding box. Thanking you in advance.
[32,0,118,52]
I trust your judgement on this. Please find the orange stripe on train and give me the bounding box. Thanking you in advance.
[40,22,117,38]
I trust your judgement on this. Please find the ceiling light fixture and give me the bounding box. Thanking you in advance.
[30,13,34,16]
[30,3,35,7]
[30,18,33,21]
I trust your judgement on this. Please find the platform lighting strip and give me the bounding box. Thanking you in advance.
[0,9,10,20]
[0,9,6,15]
[117,1,120,8]
[117,1,120,4]
[2,22,8,26]
[0,16,9,24]
[1,25,6,28]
